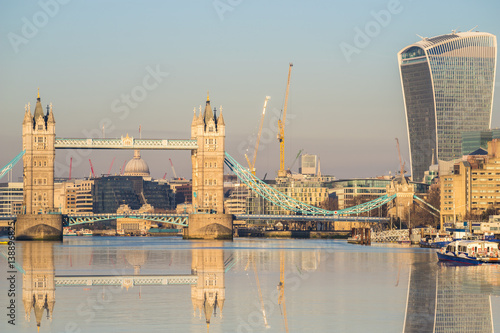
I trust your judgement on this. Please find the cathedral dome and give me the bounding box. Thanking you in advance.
[124,150,150,177]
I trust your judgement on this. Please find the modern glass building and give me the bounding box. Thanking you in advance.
[398,31,497,181]
[461,129,500,155]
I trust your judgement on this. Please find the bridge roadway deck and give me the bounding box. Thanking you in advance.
[1,213,389,224]
[55,274,198,286]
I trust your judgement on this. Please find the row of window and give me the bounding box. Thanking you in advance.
[204,162,218,168]
[34,178,47,185]
[205,138,218,145]
[33,160,47,167]
[204,179,218,186]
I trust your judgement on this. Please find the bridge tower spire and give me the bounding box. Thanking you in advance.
[17,90,62,240]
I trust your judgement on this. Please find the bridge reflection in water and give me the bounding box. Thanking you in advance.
[403,252,499,333]
[20,242,228,331]
[15,241,500,332]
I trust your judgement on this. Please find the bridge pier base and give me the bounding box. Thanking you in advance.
[184,213,233,240]
[15,214,63,241]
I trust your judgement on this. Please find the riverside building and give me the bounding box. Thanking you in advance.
[440,140,500,228]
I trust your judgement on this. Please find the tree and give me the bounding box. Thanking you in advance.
[319,196,338,211]
[411,184,440,228]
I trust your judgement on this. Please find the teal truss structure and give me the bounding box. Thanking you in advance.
[55,274,197,287]
[55,137,198,150]
[64,213,188,227]
[224,152,397,215]
[0,150,25,180]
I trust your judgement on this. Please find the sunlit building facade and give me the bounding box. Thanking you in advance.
[398,31,497,181]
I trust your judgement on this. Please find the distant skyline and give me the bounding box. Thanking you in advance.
[1,0,500,181]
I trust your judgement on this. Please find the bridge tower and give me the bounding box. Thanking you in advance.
[186,93,233,239]
[16,91,62,240]
[386,177,414,225]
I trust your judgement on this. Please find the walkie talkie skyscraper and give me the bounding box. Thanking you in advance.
[398,31,497,181]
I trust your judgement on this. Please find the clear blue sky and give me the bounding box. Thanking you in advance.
[1,0,499,181]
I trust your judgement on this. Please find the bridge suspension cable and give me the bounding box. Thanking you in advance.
[0,150,25,180]
[224,152,396,215]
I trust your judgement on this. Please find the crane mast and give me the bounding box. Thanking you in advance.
[277,63,293,178]
[395,138,406,183]
[169,158,178,179]
[88,159,96,179]
[245,96,270,175]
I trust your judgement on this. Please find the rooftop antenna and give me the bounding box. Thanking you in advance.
[416,34,427,41]
[467,25,478,32]
[451,27,459,34]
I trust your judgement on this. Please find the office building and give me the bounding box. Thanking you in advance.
[440,140,500,228]
[462,129,500,155]
[0,182,23,215]
[299,154,317,175]
[398,31,497,181]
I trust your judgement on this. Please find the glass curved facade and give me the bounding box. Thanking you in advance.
[398,32,497,181]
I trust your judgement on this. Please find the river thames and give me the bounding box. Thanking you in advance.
[1,237,499,333]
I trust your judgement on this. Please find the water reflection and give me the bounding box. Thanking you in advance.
[22,242,55,331]
[404,253,499,333]
[12,240,500,332]
[191,244,225,328]
[19,241,228,331]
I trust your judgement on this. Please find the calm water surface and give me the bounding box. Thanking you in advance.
[1,237,499,333]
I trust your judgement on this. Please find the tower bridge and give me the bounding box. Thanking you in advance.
[1,91,426,240]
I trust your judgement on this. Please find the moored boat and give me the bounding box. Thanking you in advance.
[437,240,500,265]
[419,235,453,248]
[82,229,93,236]
[63,227,77,236]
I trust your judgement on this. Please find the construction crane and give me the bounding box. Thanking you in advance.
[245,96,271,175]
[169,158,178,179]
[288,149,303,173]
[278,251,289,333]
[395,138,406,183]
[107,157,116,176]
[120,160,127,175]
[88,159,96,178]
[69,157,72,180]
[245,96,271,176]
[277,63,293,178]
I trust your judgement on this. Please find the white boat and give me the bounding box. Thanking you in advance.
[82,229,93,236]
[437,240,500,265]
[63,228,77,236]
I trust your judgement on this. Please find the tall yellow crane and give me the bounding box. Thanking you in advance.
[245,96,271,175]
[277,63,293,178]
